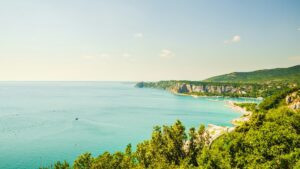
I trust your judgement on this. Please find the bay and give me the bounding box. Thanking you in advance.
[0,82,258,169]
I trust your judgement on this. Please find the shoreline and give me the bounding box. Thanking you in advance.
[207,101,254,143]
[171,91,255,126]
[226,101,252,126]
[226,101,252,115]
[146,87,257,144]
[169,90,262,100]
[171,90,255,126]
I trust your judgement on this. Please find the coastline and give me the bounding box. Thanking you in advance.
[171,90,255,123]
[142,86,258,144]
[169,90,256,143]
[226,101,252,115]
[170,89,255,123]
[206,102,253,143]
[226,101,252,126]
[169,90,261,100]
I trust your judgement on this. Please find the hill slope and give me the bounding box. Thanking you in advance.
[204,65,300,84]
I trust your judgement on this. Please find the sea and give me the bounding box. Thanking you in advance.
[0,82,259,169]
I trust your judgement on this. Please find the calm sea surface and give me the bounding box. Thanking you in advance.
[0,82,259,169]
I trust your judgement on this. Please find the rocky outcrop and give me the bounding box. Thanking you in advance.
[286,91,300,110]
[286,96,293,104]
[170,83,252,95]
[290,102,300,110]
[135,81,273,97]
[176,83,189,93]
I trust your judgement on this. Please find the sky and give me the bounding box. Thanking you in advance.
[0,0,299,81]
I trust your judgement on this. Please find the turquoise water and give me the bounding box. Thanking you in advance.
[0,82,258,169]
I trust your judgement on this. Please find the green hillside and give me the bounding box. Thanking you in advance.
[204,65,300,84]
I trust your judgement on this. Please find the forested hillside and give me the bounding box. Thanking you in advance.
[136,65,300,98]
[204,65,300,84]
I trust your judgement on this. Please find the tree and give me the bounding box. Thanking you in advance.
[73,153,93,169]
[54,161,70,169]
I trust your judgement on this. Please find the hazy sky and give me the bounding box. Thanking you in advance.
[0,0,299,81]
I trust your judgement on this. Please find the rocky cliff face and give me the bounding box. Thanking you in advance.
[286,91,300,110]
[169,83,252,95]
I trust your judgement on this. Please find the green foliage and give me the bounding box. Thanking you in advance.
[259,88,298,110]
[204,65,300,84]
[54,161,70,169]
[135,120,188,168]
[71,145,135,169]
[136,79,292,98]
[73,153,93,169]
[49,88,300,168]
[137,65,300,99]
[234,102,258,112]
[205,95,300,168]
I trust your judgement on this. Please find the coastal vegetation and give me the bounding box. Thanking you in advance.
[42,66,300,168]
[136,65,300,98]
[233,102,257,112]
[136,80,288,98]
[43,87,300,169]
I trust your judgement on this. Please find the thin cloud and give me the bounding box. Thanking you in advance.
[160,49,174,59]
[232,35,241,42]
[224,35,241,44]
[134,33,143,38]
[298,27,300,31]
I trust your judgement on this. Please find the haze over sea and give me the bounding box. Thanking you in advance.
[0,82,258,169]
